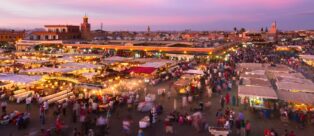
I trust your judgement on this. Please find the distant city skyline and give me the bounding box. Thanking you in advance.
[0,0,313,31]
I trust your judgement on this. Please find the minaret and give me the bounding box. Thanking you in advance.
[269,21,277,34]
[81,14,91,40]
[147,26,151,33]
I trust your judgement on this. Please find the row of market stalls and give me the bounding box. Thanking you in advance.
[237,63,314,112]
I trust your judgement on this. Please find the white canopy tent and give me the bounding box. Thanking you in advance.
[0,74,42,84]
[23,67,79,73]
[103,56,132,62]
[59,62,101,69]
[16,58,49,64]
[184,69,204,75]
[139,62,170,68]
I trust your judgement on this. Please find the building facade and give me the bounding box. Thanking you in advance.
[0,30,25,42]
[29,25,81,40]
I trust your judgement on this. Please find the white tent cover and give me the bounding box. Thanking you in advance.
[23,67,79,73]
[59,62,101,69]
[0,74,42,84]
[103,56,132,62]
[184,69,204,75]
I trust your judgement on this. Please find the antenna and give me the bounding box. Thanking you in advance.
[101,22,103,31]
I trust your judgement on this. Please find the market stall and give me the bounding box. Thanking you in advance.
[238,85,277,109]
[299,55,314,67]
[277,90,314,111]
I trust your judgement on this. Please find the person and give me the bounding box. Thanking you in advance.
[25,97,32,112]
[72,128,79,136]
[240,120,246,136]
[178,115,184,125]
[164,119,173,134]
[232,95,236,106]
[220,95,225,109]
[17,116,24,129]
[225,93,230,105]
[122,119,131,135]
[1,100,7,114]
[264,128,271,136]
[137,129,144,136]
[96,115,107,135]
[39,104,46,125]
[245,120,251,136]
[283,129,289,136]
[87,129,94,136]
[288,131,295,136]
[55,115,63,134]
[62,101,67,116]
[91,101,98,114]
[43,100,49,113]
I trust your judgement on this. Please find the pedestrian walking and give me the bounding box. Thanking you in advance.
[220,95,225,109]
[1,100,7,114]
[225,93,230,105]
[245,120,251,136]
[25,97,32,112]
[137,129,144,136]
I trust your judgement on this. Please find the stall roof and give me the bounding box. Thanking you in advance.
[277,77,313,85]
[276,81,314,93]
[174,79,191,87]
[273,72,305,80]
[237,63,265,71]
[130,58,174,63]
[139,62,171,68]
[265,64,294,73]
[299,55,314,60]
[23,67,78,73]
[184,69,204,75]
[82,72,97,79]
[16,58,49,64]
[0,74,41,84]
[103,56,132,62]
[238,85,278,99]
[277,90,314,105]
[240,72,268,80]
[128,67,156,74]
[242,77,272,87]
[59,62,101,69]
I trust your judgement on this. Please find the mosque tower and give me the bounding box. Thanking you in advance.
[81,14,92,40]
[268,21,277,34]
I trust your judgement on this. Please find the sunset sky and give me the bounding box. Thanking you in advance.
[0,0,313,31]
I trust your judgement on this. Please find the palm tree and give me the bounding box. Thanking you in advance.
[240,28,246,33]
[233,27,237,32]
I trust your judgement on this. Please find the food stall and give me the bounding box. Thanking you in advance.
[238,85,278,110]
[277,90,314,111]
